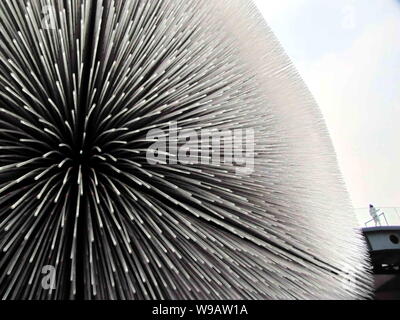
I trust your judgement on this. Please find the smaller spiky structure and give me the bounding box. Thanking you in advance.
[0,0,372,300]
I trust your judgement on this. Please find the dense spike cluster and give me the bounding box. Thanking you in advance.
[0,0,372,300]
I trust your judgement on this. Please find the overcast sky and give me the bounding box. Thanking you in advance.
[254,0,400,209]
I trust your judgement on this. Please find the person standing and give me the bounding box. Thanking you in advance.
[369,204,381,226]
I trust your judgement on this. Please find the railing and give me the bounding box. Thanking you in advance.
[355,207,400,227]
[363,213,388,227]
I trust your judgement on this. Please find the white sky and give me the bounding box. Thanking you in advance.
[254,0,400,209]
